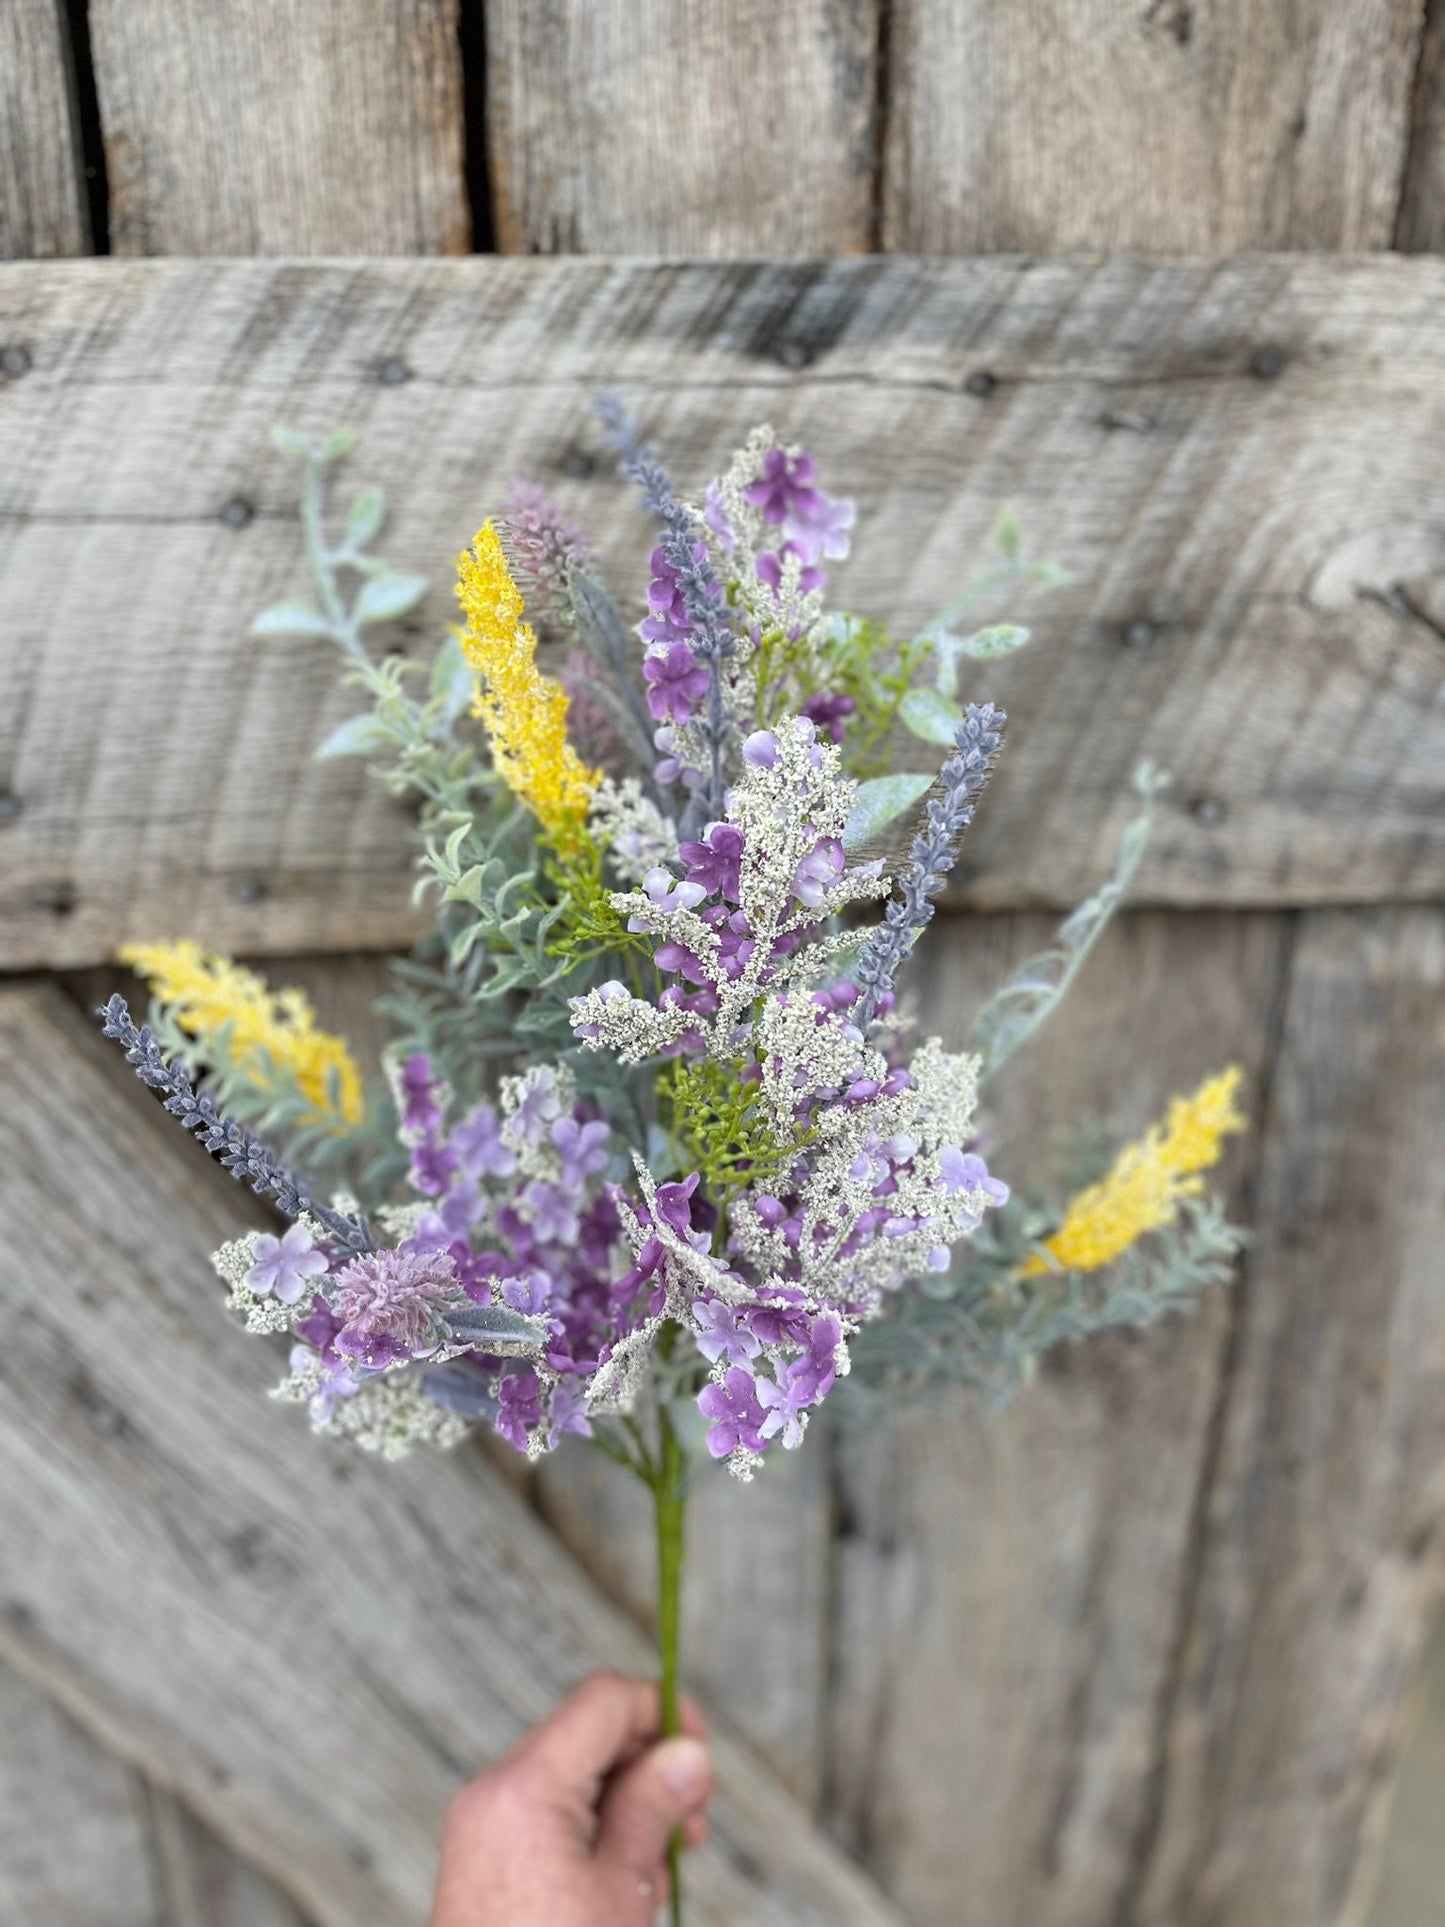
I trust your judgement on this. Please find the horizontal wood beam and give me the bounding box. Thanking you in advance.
[2,255,1445,966]
[0,983,898,1927]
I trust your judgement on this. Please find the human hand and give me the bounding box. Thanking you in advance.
[430,1671,713,1926]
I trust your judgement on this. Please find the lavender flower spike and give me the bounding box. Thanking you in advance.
[95,994,371,1252]
[594,394,738,827]
[852,703,1006,1030]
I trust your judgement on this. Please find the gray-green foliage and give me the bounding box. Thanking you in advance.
[844,1192,1245,1412]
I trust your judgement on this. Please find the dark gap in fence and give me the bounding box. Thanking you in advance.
[61,0,110,254]
[1395,0,1444,251]
[457,0,496,252]
[868,0,895,251]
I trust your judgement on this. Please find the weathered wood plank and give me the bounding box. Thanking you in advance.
[881,0,1423,252]
[1,1662,161,1923]
[0,983,899,1927]
[1365,1611,1445,1927]
[485,0,878,254]
[4,1640,313,1925]
[3,257,1445,970]
[1133,908,1445,1927]
[87,0,469,255]
[0,0,88,258]
[824,908,1291,1925]
[1396,0,1445,251]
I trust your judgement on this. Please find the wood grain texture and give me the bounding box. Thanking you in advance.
[3,256,1445,969]
[1396,0,1445,250]
[87,0,469,255]
[1,1659,311,1927]
[1132,908,1445,1927]
[0,983,898,1927]
[825,908,1292,1925]
[881,0,1424,252]
[0,0,88,258]
[485,0,878,254]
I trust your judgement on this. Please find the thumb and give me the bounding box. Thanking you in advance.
[594,1736,712,1879]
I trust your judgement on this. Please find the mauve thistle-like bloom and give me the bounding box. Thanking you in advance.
[330,1246,465,1370]
[852,703,1006,1031]
[499,480,594,628]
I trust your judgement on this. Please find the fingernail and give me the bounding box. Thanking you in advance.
[656,1737,709,1799]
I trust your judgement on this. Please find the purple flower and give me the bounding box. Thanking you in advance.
[452,1103,517,1180]
[501,1269,552,1317]
[939,1146,1009,1206]
[495,1368,545,1452]
[396,1052,446,1139]
[756,546,824,598]
[744,448,821,526]
[410,1135,460,1199]
[755,1363,815,1449]
[522,1178,580,1246]
[698,1367,768,1460]
[679,822,743,902]
[639,542,716,645]
[791,836,845,911]
[742,729,779,769]
[654,1172,703,1241]
[642,638,710,723]
[508,1069,565,1148]
[330,1247,462,1370]
[785,489,855,565]
[244,1223,330,1306]
[694,1299,763,1368]
[552,1115,611,1185]
[800,692,857,743]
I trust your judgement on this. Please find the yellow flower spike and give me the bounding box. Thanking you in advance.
[456,520,599,842]
[120,940,365,1130]
[1021,1065,1246,1278]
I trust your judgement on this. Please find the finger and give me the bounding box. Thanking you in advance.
[679,1696,708,1741]
[683,1812,710,1849]
[594,1736,713,1881]
[510,1673,664,1800]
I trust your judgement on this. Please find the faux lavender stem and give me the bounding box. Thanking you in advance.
[852,703,1007,1030]
[96,994,371,1252]
[595,395,736,826]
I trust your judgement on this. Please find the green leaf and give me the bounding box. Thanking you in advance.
[316,712,392,759]
[250,601,333,639]
[345,485,385,550]
[844,772,934,849]
[959,623,1031,661]
[994,506,1022,561]
[429,631,474,721]
[322,427,359,463]
[269,424,313,461]
[353,572,429,626]
[899,688,964,746]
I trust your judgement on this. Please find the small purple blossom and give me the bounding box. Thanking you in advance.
[698,1367,769,1460]
[552,1115,610,1184]
[800,692,857,743]
[756,546,824,598]
[744,448,822,527]
[642,638,710,724]
[396,1053,446,1140]
[245,1223,329,1306]
[452,1103,517,1180]
[939,1145,1009,1205]
[791,836,845,910]
[786,489,855,565]
[694,1299,763,1368]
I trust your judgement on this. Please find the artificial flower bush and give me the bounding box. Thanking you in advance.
[101,403,1245,1922]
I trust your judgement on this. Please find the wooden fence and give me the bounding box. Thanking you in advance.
[2,5,1444,1925]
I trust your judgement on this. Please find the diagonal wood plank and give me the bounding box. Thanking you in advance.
[2,258,1445,969]
[0,983,898,1927]
[484,0,879,254]
[824,908,1291,1925]
[87,0,469,255]
[1,0,88,258]
[1132,907,1445,1927]
[880,0,1423,252]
